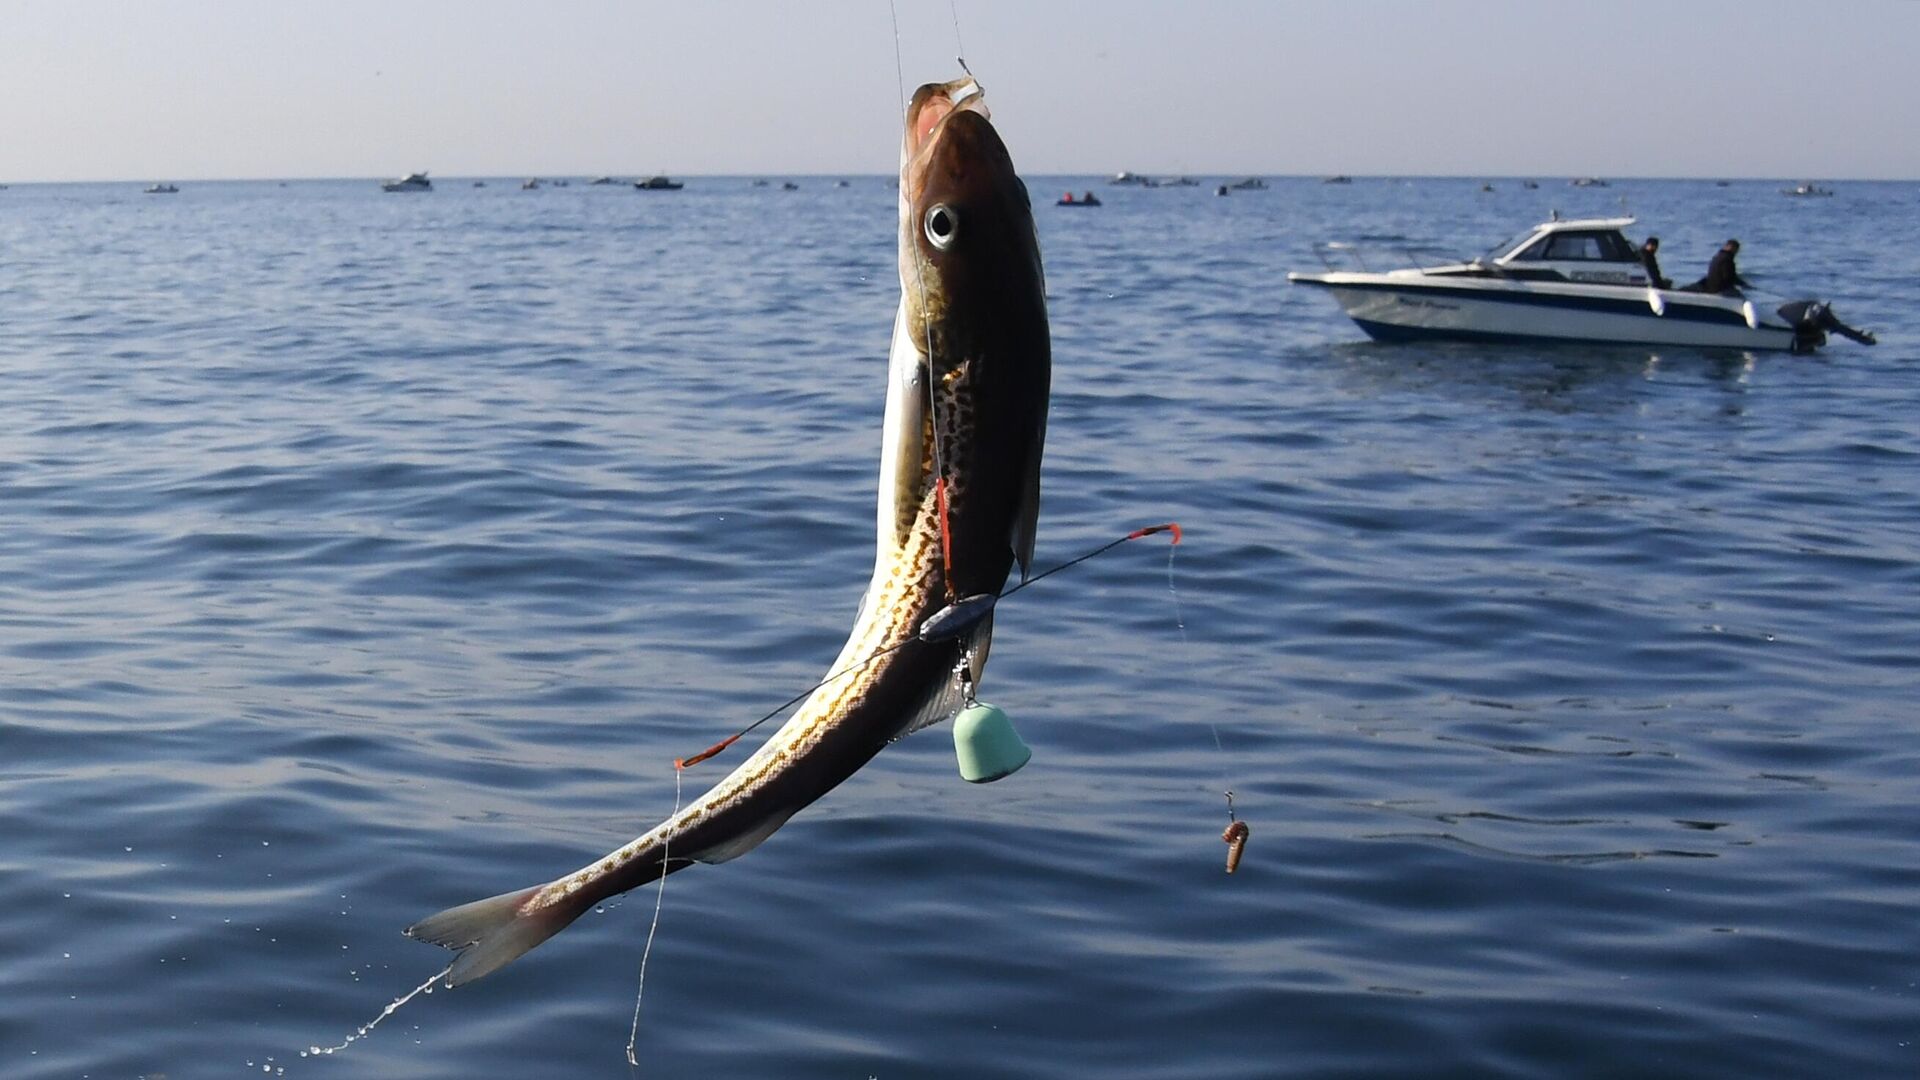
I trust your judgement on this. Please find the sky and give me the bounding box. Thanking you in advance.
[4,0,1918,183]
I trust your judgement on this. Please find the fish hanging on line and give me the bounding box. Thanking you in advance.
[406,73,1051,986]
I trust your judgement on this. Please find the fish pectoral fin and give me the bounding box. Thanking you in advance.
[878,302,930,556]
[1011,424,1045,582]
[899,613,994,738]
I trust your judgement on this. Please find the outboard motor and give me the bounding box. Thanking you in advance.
[1779,300,1878,352]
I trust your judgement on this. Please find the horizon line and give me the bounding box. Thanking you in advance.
[5,171,1914,186]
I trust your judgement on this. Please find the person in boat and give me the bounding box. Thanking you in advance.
[1686,239,1751,295]
[1081,191,1099,205]
[1062,191,1075,203]
[1639,237,1672,290]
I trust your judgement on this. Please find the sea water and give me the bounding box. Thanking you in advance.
[2,175,1917,1077]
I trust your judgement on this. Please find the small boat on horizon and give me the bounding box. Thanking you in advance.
[1569,176,1609,187]
[1109,171,1152,186]
[633,175,684,190]
[1288,215,1875,353]
[1229,177,1268,190]
[521,178,541,190]
[1323,175,1353,185]
[588,176,615,185]
[144,183,179,194]
[1782,181,1834,197]
[1056,190,1101,207]
[381,172,431,193]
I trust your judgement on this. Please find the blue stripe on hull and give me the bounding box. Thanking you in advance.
[1303,278,1760,327]
[1349,318,1794,351]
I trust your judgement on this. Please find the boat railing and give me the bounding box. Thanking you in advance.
[1310,240,1465,275]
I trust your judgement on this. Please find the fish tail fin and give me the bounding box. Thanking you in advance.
[405,882,592,986]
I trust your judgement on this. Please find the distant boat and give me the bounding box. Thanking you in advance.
[588,176,615,185]
[834,179,850,188]
[144,183,179,194]
[382,171,431,193]
[781,181,799,191]
[1782,181,1834,197]
[1109,171,1152,186]
[1228,177,1267,190]
[1161,176,1198,187]
[1290,214,1877,352]
[1481,183,1495,192]
[1522,180,1539,189]
[1323,175,1353,185]
[1569,176,1608,187]
[521,178,542,190]
[473,181,486,188]
[1215,184,1230,196]
[633,175,684,190]
[750,179,770,187]
[1056,191,1101,207]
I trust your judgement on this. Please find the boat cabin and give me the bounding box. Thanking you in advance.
[1457,217,1649,286]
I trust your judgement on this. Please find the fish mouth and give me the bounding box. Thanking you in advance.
[902,76,990,198]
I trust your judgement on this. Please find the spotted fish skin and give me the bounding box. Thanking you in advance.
[406,75,1048,986]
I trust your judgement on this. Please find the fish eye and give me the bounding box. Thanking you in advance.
[924,204,959,250]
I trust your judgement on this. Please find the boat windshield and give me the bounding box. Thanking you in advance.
[1482,228,1538,263]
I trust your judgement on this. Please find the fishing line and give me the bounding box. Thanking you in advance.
[886,0,970,604]
[1158,533,1250,870]
[625,764,683,1066]
[673,523,1182,770]
[948,0,969,72]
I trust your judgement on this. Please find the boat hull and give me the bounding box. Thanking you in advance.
[1289,274,1801,351]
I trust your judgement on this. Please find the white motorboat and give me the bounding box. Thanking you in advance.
[1782,181,1834,197]
[1288,216,1875,352]
[381,171,432,193]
